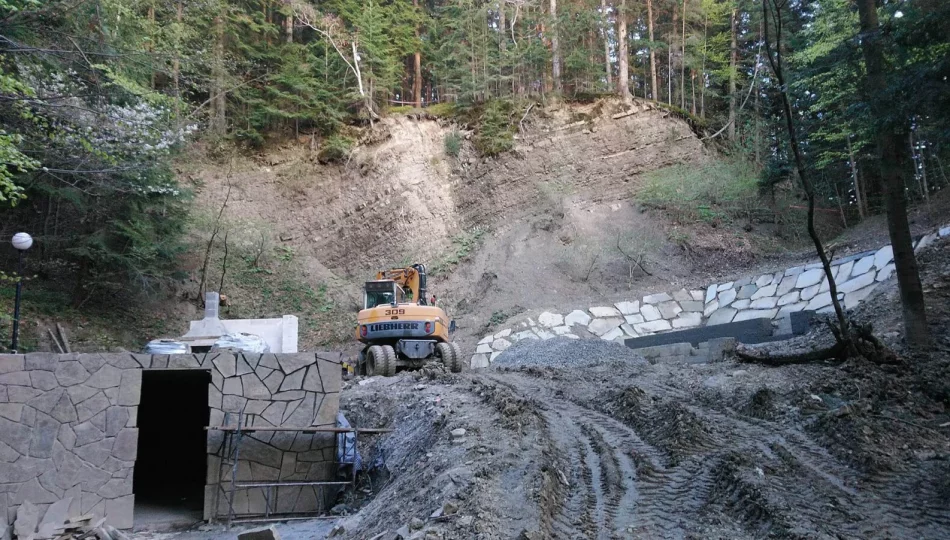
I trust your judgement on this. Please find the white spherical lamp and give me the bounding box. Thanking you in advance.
[12,232,32,251]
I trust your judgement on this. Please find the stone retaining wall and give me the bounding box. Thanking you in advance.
[471,225,950,368]
[0,352,341,529]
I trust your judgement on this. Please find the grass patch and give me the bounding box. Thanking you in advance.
[636,159,761,224]
[430,227,488,275]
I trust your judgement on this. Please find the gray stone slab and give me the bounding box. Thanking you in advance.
[634,320,672,333]
[117,370,141,407]
[0,355,24,375]
[777,291,800,306]
[785,266,804,276]
[751,284,777,300]
[836,261,854,283]
[845,284,879,309]
[588,318,623,336]
[876,263,895,282]
[800,284,820,301]
[707,308,737,326]
[796,268,823,288]
[241,374,271,400]
[105,494,134,529]
[112,429,138,461]
[213,354,236,378]
[85,365,121,389]
[750,297,778,309]
[639,304,662,322]
[643,293,673,304]
[672,313,702,329]
[874,245,893,270]
[705,285,717,304]
[776,275,796,296]
[25,354,57,372]
[703,300,719,317]
[719,288,739,305]
[734,309,778,322]
[658,301,682,319]
[838,271,875,293]
[222,377,243,396]
[735,285,756,300]
[755,274,773,287]
[852,254,874,276]
[680,301,703,312]
[276,354,313,376]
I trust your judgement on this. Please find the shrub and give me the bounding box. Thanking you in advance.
[444,130,462,157]
[474,100,516,156]
[317,135,354,163]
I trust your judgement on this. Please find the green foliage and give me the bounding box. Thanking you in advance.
[444,130,462,157]
[637,159,760,223]
[317,135,353,163]
[474,100,517,156]
[431,226,488,275]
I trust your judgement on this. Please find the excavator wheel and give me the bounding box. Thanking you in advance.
[436,342,464,373]
[365,345,384,376]
[380,345,397,377]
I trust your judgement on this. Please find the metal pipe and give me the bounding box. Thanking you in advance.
[11,250,24,352]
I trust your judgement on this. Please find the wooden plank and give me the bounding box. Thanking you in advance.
[56,323,72,353]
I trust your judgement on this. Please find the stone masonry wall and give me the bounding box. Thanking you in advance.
[0,352,341,530]
[471,225,950,367]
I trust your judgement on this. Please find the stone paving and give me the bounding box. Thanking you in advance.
[470,226,950,369]
[0,352,341,529]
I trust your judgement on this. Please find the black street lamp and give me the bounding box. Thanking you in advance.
[10,232,32,353]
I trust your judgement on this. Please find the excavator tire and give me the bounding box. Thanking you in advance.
[437,342,463,373]
[449,342,464,372]
[380,345,397,377]
[365,345,384,376]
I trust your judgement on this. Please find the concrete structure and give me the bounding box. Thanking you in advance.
[471,224,950,368]
[181,293,299,353]
[0,352,341,529]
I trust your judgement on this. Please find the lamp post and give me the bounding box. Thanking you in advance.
[10,232,32,353]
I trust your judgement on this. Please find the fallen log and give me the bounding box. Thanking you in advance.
[735,342,847,366]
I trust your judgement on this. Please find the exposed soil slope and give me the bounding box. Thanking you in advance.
[181,100,719,348]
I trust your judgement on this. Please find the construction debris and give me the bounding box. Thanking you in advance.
[236,525,282,540]
[11,498,125,540]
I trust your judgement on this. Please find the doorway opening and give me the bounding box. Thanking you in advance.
[133,370,210,530]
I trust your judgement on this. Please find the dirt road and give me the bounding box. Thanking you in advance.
[336,340,950,539]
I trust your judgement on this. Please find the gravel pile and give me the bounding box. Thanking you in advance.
[492,336,648,369]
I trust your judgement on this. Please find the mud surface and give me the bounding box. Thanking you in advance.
[330,241,950,539]
[336,354,950,539]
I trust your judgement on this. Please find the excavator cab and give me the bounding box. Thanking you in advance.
[364,280,401,309]
[355,265,463,376]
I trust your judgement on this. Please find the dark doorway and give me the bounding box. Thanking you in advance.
[133,370,210,529]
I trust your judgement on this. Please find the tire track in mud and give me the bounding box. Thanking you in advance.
[482,368,950,539]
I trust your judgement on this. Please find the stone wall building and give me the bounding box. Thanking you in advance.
[0,351,342,529]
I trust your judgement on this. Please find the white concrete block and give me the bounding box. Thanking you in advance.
[796,268,824,289]
[751,284,777,300]
[640,304,662,321]
[589,306,622,318]
[838,271,875,293]
[537,312,564,327]
[614,301,640,315]
[565,310,592,327]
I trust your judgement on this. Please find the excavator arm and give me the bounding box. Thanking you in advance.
[375,264,429,305]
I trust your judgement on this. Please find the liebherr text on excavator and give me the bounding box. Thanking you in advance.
[355,264,463,376]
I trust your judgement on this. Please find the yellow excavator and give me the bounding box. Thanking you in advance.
[355,264,463,376]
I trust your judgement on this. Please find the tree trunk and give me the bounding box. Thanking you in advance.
[669,5,676,105]
[550,0,562,94]
[647,0,657,100]
[148,3,156,89]
[728,8,737,140]
[617,0,631,103]
[855,0,930,347]
[681,0,687,110]
[413,0,422,107]
[210,15,227,135]
[284,10,293,43]
[700,11,706,117]
[173,1,183,97]
[601,0,612,89]
[847,134,865,220]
